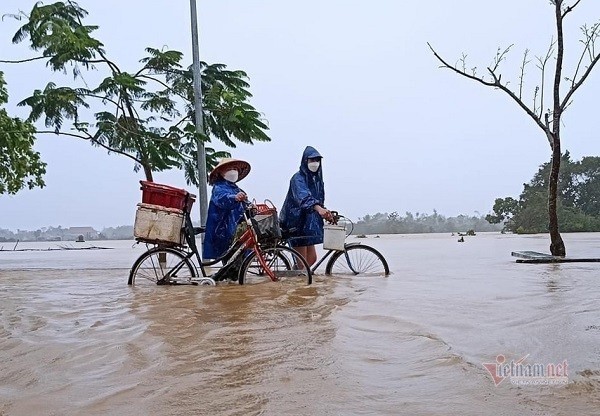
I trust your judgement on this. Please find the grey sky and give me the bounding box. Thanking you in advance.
[1,0,600,231]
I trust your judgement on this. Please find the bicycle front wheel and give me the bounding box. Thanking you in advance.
[239,246,312,285]
[128,247,196,286]
[325,244,390,276]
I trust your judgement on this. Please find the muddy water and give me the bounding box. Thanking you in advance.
[1,233,600,415]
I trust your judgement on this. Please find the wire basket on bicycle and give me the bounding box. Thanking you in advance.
[251,201,282,247]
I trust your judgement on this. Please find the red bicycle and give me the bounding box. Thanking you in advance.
[128,199,312,286]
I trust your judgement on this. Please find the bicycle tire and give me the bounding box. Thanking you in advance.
[128,247,196,286]
[325,244,390,276]
[239,246,312,285]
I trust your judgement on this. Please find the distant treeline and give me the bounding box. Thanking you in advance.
[1,211,503,242]
[352,211,502,235]
[0,225,134,242]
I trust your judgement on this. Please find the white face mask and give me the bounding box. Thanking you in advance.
[307,161,320,173]
[223,169,239,183]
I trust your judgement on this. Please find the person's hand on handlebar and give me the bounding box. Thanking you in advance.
[239,198,256,217]
[315,205,334,223]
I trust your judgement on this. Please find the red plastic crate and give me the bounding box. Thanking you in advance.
[255,203,277,216]
[255,200,277,215]
[140,181,195,212]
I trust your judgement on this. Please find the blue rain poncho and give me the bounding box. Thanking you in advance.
[202,179,245,259]
[280,146,325,247]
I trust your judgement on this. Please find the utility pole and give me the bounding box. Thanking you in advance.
[189,0,208,227]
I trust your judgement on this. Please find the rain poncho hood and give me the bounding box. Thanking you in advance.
[280,146,326,247]
[202,179,245,259]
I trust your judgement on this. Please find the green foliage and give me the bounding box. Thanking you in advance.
[485,197,519,226]
[0,71,46,194]
[10,1,104,71]
[488,152,600,233]
[6,1,270,185]
[571,156,600,216]
[513,191,549,234]
[19,83,89,132]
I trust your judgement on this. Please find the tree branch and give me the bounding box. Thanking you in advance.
[0,56,46,64]
[533,85,540,115]
[36,129,143,165]
[561,50,600,109]
[544,113,554,148]
[490,45,513,73]
[428,43,495,86]
[137,74,189,102]
[518,49,530,100]
[535,38,555,119]
[97,50,121,77]
[80,93,121,108]
[562,0,581,19]
[427,42,548,134]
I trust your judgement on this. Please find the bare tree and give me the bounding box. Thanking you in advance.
[428,0,600,256]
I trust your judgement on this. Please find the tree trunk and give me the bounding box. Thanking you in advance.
[548,0,565,257]
[548,135,565,256]
[143,163,154,182]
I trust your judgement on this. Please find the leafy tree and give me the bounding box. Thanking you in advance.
[428,0,600,256]
[0,71,46,194]
[572,156,600,215]
[521,152,578,208]
[2,1,270,186]
[513,191,552,234]
[386,211,401,233]
[485,197,519,230]
[487,153,600,233]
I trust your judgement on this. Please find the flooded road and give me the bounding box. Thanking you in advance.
[1,233,600,415]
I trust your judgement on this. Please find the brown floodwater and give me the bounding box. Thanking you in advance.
[1,233,600,415]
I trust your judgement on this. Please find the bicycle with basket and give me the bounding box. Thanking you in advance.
[280,211,390,276]
[127,181,312,286]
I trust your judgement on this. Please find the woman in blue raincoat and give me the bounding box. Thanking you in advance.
[280,146,334,266]
[202,158,251,260]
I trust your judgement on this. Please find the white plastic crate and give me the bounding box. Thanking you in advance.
[134,203,185,245]
[323,224,346,251]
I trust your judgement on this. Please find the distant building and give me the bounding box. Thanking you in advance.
[65,226,98,241]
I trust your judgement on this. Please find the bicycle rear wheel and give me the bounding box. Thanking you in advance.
[325,244,390,276]
[239,246,312,285]
[128,247,196,286]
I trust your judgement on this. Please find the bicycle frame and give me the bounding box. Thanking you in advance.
[182,207,278,282]
[307,242,363,274]
[130,200,316,286]
[281,211,380,275]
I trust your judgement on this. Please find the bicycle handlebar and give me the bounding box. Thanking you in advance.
[326,211,354,235]
[240,201,257,219]
[330,211,340,225]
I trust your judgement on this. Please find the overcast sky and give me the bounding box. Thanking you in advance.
[1,0,600,231]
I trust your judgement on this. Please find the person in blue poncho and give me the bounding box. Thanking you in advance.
[280,146,334,267]
[202,158,251,261]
